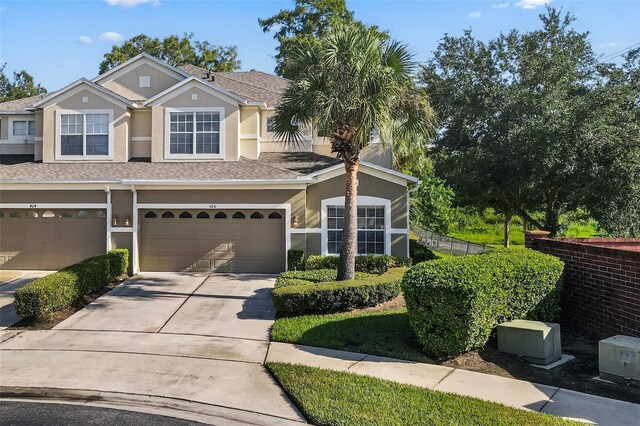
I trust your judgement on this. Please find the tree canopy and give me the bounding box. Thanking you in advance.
[0,65,47,102]
[271,24,437,279]
[99,33,240,74]
[259,0,385,79]
[421,7,640,241]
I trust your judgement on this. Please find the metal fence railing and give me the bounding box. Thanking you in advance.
[411,223,493,256]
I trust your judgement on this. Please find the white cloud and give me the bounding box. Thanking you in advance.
[99,32,124,42]
[78,35,92,44]
[492,3,510,9]
[468,11,482,19]
[598,42,625,48]
[104,0,159,7]
[516,0,552,9]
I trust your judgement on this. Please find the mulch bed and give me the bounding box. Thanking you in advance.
[9,276,129,330]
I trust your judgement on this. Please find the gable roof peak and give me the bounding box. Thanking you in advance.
[92,53,191,84]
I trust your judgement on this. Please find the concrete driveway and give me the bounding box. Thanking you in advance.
[0,272,304,425]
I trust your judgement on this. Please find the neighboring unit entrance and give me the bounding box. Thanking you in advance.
[0,209,107,270]
[139,209,285,273]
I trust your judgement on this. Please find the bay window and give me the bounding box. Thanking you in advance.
[166,108,223,158]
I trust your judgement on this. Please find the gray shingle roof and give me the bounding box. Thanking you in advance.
[0,152,340,182]
[0,94,50,112]
[179,65,288,107]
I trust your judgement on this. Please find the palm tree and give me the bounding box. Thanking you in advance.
[272,25,437,280]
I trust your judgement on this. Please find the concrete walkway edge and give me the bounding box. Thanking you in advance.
[266,342,640,425]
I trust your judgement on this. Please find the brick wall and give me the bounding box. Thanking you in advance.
[525,232,640,338]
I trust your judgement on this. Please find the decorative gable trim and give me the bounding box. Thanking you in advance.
[33,79,135,109]
[308,161,419,186]
[143,76,247,107]
[92,53,191,85]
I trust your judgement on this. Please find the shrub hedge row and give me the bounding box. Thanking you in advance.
[401,249,564,358]
[305,255,411,274]
[287,249,305,271]
[272,267,407,316]
[409,240,443,263]
[14,249,129,321]
[275,269,375,289]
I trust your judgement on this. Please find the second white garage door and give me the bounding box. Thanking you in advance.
[139,209,285,273]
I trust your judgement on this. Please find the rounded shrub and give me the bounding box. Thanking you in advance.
[401,249,564,358]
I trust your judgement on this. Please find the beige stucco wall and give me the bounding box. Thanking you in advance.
[0,114,37,156]
[0,190,107,203]
[311,144,332,156]
[130,109,152,158]
[111,190,133,224]
[306,172,408,229]
[150,86,240,162]
[240,107,259,135]
[42,88,130,163]
[102,63,182,101]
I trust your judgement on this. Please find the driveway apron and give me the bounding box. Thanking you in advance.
[0,272,304,424]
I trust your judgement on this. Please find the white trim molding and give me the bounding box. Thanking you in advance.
[0,203,108,209]
[55,109,115,161]
[135,203,292,272]
[164,107,225,160]
[320,195,392,256]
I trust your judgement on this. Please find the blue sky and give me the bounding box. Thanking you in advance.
[1,0,638,91]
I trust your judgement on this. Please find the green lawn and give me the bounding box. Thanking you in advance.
[271,307,431,362]
[268,363,577,426]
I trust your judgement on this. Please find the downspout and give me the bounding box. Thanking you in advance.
[105,186,112,252]
[406,181,421,257]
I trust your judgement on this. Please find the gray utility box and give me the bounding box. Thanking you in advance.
[497,320,562,365]
[599,335,640,384]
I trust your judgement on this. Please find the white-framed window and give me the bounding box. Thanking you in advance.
[327,205,386,255]
[322,196,392,256]
[164,107,224,159]
[266,116,276,133]
[12,120,35,137]
[55,109,114,160]
[139,76,151,88]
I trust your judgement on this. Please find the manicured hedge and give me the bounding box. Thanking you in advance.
[409,240,442,263]
[287,249,305,271]
[275,269,374,289]
[272,268,407,316]
[305,255,411,274]
[401,249,564,358]
[14,249,129,321]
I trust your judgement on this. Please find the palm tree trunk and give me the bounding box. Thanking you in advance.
[503,213,512,248]
[337,159,359,281]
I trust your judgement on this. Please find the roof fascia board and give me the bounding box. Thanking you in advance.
[0,178,314,187]
[92,53,190,84]
[0,110,36,115]
[144,76,247,106]
[34,79,134,109]
[308,161,416,186]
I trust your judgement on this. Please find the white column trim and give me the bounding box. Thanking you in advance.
[131,187,139,274]
[320,195,392,256]
[105,188,112,251]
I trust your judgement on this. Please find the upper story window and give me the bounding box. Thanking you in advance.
[55,109,113,160]
[165,107,224,159]
[13,120,36,137]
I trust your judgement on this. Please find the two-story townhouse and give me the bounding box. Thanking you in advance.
[0,54,416,274]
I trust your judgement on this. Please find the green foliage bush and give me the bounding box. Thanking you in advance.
[409,240,442,263]
[401,249,564,358]
[14,249,129,321]
[275,269,375,289]
[287,249,305,271]
[305,255,411,274]
[272,268,407,316]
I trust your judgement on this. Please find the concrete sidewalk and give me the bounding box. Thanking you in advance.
[267,342,640,425]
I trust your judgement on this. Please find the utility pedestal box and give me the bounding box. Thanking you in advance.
[497,320,562,365]
[599,335,640,384]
